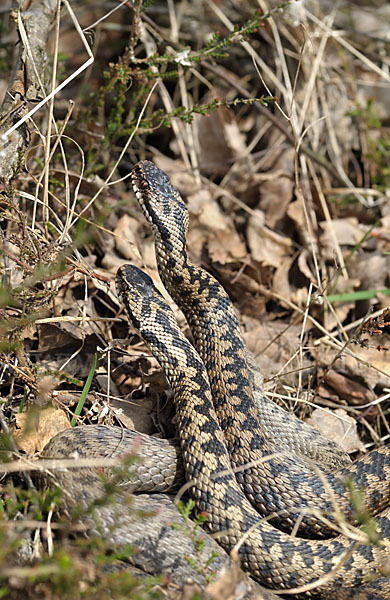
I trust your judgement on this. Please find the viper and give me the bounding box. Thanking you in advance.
[116,263,390,598]
[37,161,390,598]
[130,160,390,538]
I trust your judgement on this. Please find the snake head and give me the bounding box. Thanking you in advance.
[131,161,189,250]
[116,264,162,329]
[116,264,204,378]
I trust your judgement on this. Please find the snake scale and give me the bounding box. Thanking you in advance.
[38,161,390,598]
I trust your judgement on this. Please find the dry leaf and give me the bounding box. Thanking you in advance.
[307,408,364,454]
[188,189,246,264]
[13,407,70,454]
[247,209,292,267]
[243,319,311,388]
[297,249,317,285]
[196,102,247,175]
[272,257,293,301]
[38,323,81,350]
[356,252,389,292]
[257,175,293,229]
[110,397,156,435]
[114,214,142,263]
[319,218,364,261]
[207,229,246,264]
[314,339,390,391]
[188,189,227,231]
[322,369,376,406]
[287,199,306,235]
[342,343,390,390]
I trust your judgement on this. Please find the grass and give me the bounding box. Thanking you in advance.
[70,353,97,427]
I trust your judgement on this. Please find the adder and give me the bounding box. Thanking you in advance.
[36,162,390,599]
[117,264,390,597]
[130,160,390,537]
[39,264,389,598]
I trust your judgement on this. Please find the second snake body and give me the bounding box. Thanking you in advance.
[116,264,390,597]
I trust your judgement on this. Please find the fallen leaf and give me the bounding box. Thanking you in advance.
[188,188,227,231]
[13,407,70,454]
[247,209,292,267]
[307,408,364,454]
[319,217,365,261]
[242,318,311,388]
[114,214,142,262]
[257,175,293,229]
[322,369,376,406]
[356,252,388,292]
[188,188,246,264]
[272,257,293,301]
[314,337,390,391]
[196,102,247,175]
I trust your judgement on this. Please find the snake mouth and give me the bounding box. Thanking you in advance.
[131,168,156,228]
[131,161,172,223]
[116,264,160,331]
[117,264,156,298]
[131,160,189,253]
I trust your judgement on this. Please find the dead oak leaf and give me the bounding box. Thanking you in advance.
[188,189,246,264]
[307,408,364,454]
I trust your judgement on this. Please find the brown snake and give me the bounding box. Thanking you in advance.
[116,264,390,597]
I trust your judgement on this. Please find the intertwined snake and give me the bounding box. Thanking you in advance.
[130,161,390,537]
[116,264,390,598]
[39,161,390,598]
[130,161,351,473]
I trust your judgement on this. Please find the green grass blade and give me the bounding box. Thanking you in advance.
[71,353,97,427]
[326,288,390,303]
[18,387,29,413]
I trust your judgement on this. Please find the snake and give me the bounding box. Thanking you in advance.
[130,160,345,473]
[130,160,390,538]
[115,264,390,597]
[37,262,390,599]
[34,161,390,598]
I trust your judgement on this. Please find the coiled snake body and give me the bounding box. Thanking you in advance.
[131,161,390,537]
[40,162,390,598]
[116,264,390,597]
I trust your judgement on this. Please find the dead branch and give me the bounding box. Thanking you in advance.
[0,0,57,181]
